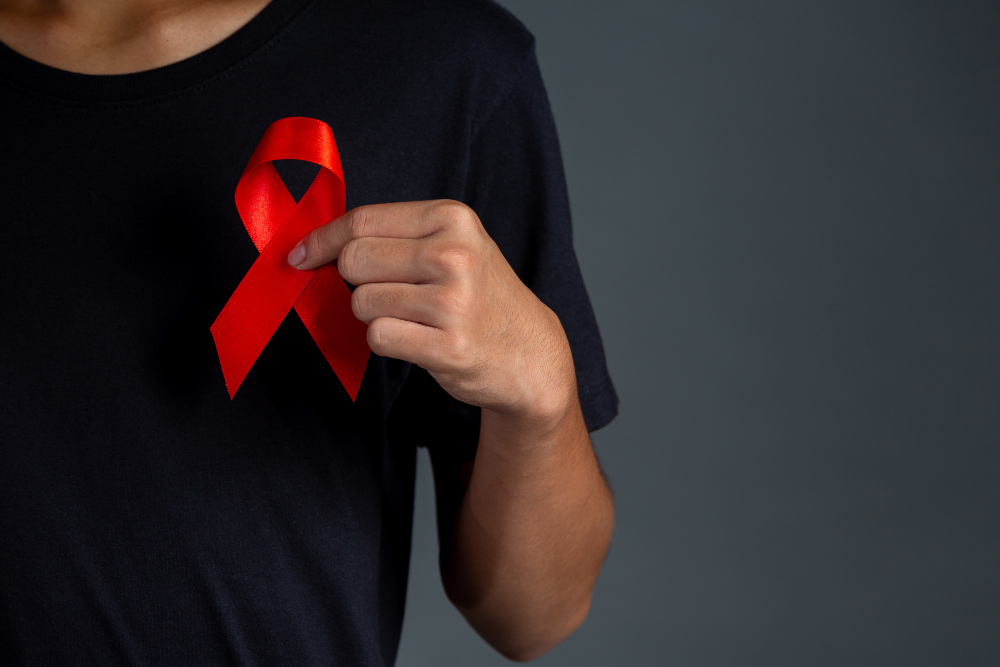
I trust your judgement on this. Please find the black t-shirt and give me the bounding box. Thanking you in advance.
[0,0,617,664]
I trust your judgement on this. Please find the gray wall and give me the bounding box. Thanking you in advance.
[397,1,1000,665]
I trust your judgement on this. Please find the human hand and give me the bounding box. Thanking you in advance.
[287,201,576,426]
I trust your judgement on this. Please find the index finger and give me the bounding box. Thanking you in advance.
[288,200,452,271]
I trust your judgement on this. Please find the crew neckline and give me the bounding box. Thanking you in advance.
[0,0,315,104]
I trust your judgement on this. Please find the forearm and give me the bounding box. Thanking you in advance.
[441,372,614,660]
[288,201,615,659]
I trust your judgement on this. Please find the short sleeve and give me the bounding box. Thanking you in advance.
[394,46,617,456]
[462,49,618,432]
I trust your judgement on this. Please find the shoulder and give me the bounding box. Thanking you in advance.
[312,0,537,94]
[300,0,540,135]
[413,0,539,115]
[353,0,534,55]
[405,0,536,58]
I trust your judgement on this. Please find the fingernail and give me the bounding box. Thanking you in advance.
[287,242,307,268]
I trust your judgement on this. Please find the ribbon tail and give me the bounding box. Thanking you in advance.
[211,270,315,398]
[210,317,259,399]
[295,266,371,401]
[211,209,320,398]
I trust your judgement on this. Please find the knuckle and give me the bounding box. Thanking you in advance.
[443,330,474,369]
[434,200,472,228]
[308,227,332,258]
[431,243,474,275]
[367,318,391,354]
[338,238,365,281]
[350,205,377,239]
[351,284,373,320]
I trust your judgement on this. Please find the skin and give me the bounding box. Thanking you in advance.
[288,203,615,659]
[1,1,615,660]
[0,0,272,73]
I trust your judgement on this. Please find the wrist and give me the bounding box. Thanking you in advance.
[482,345,581,455]
[481,391,575,445]
[495,309,578,426]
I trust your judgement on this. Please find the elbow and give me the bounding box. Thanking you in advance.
[444,574,596,662]
[491,593,593,662]
[442,478,614,661]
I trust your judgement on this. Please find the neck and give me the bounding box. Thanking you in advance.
[0,0,272,74]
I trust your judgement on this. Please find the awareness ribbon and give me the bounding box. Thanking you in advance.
[210,117,370,400]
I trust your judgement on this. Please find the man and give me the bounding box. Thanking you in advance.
[0,0,617,663]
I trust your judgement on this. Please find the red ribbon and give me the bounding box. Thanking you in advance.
[211,117,370,400]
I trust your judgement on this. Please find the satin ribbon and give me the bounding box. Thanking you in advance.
[211,117,370,400]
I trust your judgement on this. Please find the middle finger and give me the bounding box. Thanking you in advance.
[338,237,440,285]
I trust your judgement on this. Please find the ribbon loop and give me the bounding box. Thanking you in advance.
[211,117,370,400]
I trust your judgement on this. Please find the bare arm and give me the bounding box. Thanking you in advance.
[434,387,613,661]
[290,200,614,660]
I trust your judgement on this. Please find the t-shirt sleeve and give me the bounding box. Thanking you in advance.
[462,48,618,432]
[394,46,617,457]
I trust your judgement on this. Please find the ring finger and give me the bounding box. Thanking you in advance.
[351,282,449,327]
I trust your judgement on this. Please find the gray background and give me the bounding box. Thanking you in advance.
[397,1,1000,665]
